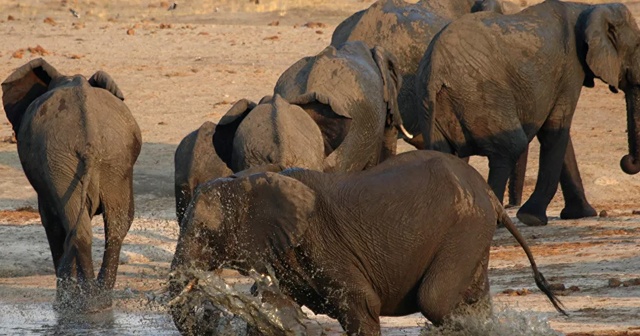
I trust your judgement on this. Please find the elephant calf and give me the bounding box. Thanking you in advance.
[169,150,564,335]
[174,121,232,225]
[2,59,141,311]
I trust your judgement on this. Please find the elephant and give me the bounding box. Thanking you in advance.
[331,0,506,148]
[330,0,533,207]
[169,150,564,335]
[209,41,404,178]
[212,95,326,173]
[1,58,142,311]
[414,0,640,226]
[174,121,232,225]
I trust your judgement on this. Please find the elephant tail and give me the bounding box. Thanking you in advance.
[72,151,95,232]
[493,196,568,316]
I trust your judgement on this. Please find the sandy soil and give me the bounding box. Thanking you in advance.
[0,0,640,335]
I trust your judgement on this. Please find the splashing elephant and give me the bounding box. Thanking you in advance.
[206,41,404,177]
[415,1,640,226]
[169,150,565,336]
[2,58,141,311]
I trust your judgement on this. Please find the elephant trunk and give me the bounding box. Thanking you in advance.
[621,87,640,175]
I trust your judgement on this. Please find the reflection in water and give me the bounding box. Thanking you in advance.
[0,303,177,335]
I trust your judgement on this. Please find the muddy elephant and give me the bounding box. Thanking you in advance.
[169,150,564,335]
[331,0,506,148]
[1,59,141,311]
[271,41,407,172]
[212,95,327,173]
[174,121,232,224]
[415,1,640,226]
[330,0,531,206]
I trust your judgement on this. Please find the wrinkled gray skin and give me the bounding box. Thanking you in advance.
[174,121,232,225]
[1,58,141,311]
[213,41,403,176]
[415,1,640,226]
[330,0,531,207]
[273,41,404,173]
[213,95,326,173]
[169,151,564,336]
[331,0,506,147]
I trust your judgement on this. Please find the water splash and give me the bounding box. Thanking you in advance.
[423,304,563,336]
[168,269,324,335]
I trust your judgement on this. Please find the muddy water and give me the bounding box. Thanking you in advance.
[0,303,178,335]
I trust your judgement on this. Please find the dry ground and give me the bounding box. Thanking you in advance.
[0,0,639,335]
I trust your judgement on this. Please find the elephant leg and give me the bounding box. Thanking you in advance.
[507,146,528,207]
[97,176,134,292]
[416,219,491,326]
[559,137,597,219]
[39,196,65,275]
[55,205,94,310]
[334,286,382,336]
[517,126,571,226]
[487,156,516,204]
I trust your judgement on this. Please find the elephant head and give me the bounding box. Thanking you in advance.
[169,172,315,287]
[213,95,325,173]
[275,42,405,171]
[579,4,640,174]
[169,172,316,333]
[2,58,125,138]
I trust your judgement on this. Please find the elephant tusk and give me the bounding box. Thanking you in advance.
[399,124,414,139]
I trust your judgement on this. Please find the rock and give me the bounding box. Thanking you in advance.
[599,210,608,217]
[303,21,327,29]
[268,20,279,26]
[548,283,566,291]
[27,45,49,56]
[622,278,640,287]
[127,28,135,35]
[43,17,57,26]
[12,49,24,59]
[608,278,622,288]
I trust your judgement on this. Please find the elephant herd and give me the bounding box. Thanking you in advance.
[2,0,639,334]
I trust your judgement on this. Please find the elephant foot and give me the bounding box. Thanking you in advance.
[516,204,548,226]
[560,202,597,220]
[54,278,82,312]
[86,290,113,313]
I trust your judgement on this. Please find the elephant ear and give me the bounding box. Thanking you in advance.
[258,95,273,104]
[583,4,632,90]
[88,70,125,101]
[213,98,257,167]
[372,46,403,129]
[241,172,316,255]
[1,58,60,135]
[286,92,352,156]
